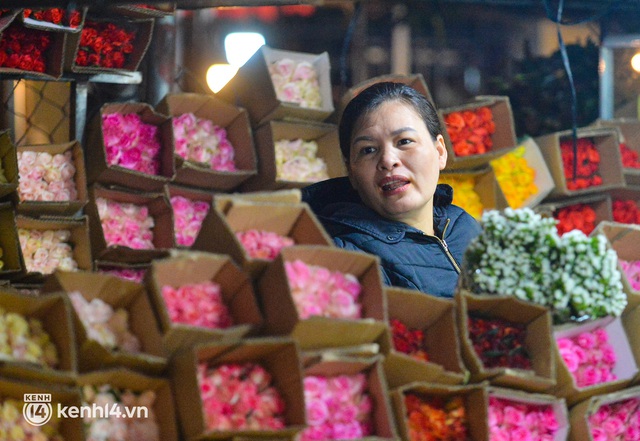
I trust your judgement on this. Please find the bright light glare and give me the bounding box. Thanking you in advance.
[206,64,239,93]
[224,32,265,67]
[632,53,640,73]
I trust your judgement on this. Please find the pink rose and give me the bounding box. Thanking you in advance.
[306,397,329,426]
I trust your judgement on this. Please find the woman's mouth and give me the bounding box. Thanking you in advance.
[379,176,410,193]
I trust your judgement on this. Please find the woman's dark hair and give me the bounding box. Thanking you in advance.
[338,81,442,161]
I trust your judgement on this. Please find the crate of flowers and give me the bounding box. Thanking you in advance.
[595,118,640,185]
[535,193,612,237]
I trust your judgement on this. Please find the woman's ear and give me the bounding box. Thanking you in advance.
[435,134,448,170]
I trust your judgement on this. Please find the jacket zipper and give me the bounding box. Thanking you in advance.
[423,219,461,273]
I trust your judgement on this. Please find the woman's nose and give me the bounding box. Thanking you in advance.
[377,147,400,170]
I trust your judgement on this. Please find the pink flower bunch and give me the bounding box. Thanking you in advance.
[284,259,363,319]
[18,228,78,274]
[102,112,162,175]
[268,58,322,109]
[274,138,329,183]
[299,374,373,441]
[170,195,210,247]
[161,281,233,329]
[197,362,286,431]
[98,266,147,283]
[588,396,640,441]
[17,150,78,202]
[172,113,237,171]
[236,229,295,260]
[557,327,617,388]
[488,396,560,441]
[69,291,141,353]
[1,397,64,441]
[619,259,640,291]
[96,197,155,249]
[83,384,160,441]
[0,307,59,368]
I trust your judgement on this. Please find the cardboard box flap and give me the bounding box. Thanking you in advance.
[214,189,302,209]
[0,131,19,199]
[0,202,22,276]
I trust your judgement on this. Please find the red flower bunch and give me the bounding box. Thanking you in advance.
[23,8,82,28]
[0,23,51,73]
[620,142,640,168]
[468,315,532,370]
[391,318,429,362]
[554,203,597,236]
[405,393,468,441]
[75,20,136,69]
[560,137,602,190]
[444,107,496,157]
[612,199,640,224]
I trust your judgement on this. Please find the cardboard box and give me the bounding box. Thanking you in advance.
[536,193,613,234]
[193,199,333,279]
[0,202,22,278]
[77,368,179,441]
[85,102,175,192]
[41,270,167,375]
[21,7,87,33]
[440,95,518,170]
[594,118,640,185]
[15,214,92,283]
[156,93,257,191]
[146,252,263,356]
[255,246,388,350]
[382,287,467,388]
[0,130,19,199]
[551,316,638,406]
[390,382,488,441]
[166,183,215,248]
[113,3,176,18]
[608,186,640,222]
[171,338,306,440]
[94,259,150,283]
[215,188,303,206]
[86,185,172,264]
[535,127,626,199]
[456,290,556,392]
[64,18,154,74]
[243,119,346,192]
[16,141,88,216]
[0,288,77,384]
[0,9,19,32]
[303,355,399,441]
[218,45,334,127]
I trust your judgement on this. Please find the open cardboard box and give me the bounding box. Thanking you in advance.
[390,382,488,441]
[303,355,399,441]
[156,92,257,191]
[146,252,262,356]
[77,368,179,441]
[192,199,333,280]
[0,130,18,199]
[86,184,173,264]
[94,259,150,283]
[536,193,613,235]
[440,95,518,170]
[0,288,77,385]
[171,338,306,441]
[382,287,467,388]
[608,186,640,222]
[535,127,625,199]
[594,118,640,185]
[16,141,88,216]
[218,45,334,127]
[456,290,556,392]
[85,102,174,192]
[551,316,638,406]
[243,119,346,192]
[0,202,22,278]
[41,270,166,375]
[20,6,87,33]
[256,245,388,350]
[166,183,214,248]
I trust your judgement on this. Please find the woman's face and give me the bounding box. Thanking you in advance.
[347,100,447,230]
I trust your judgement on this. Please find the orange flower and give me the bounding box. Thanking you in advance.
[445,106,496,157]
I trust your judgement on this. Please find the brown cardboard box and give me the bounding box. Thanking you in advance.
[440,95,518,170]
[20,7,87,33]
[390,382,488,441]
[536,193,613,233]
[86,185,172,264]
[193,199,333,280]
[93,260,150,283]
[41,270,167,375]
[242,119,346,192]
[256,246,388,350]
[0,202,22,278]
[77,368,179,441]
[456,290,556,392]
[156,93,258,191]
[608,186,640,222]
[0,288,77,384]
[15,214,92,282]
[551,316,638,406]
[16,141,88,216]
[594,118,640,185]
[84,102,175,192]
[382,287,467,388]
[303,355,399,441]
[0,9,19,32]
[146,252,262,355]
[218,45,334,127]
[0,130,19,199]
[215,188,303,205]
[64,18,154,73]
[113,3,176,18]
[166,183,215,248]
[535,127,626,199]
[171,338,306,441]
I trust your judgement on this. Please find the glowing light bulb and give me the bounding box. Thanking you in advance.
[632,53,640,73]
[206,64,239,93]
[224,32,265,67]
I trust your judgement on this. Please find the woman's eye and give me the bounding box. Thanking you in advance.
[360,146,377,155]
[398,138,413,146]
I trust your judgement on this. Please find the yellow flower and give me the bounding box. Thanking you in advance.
[5,312,29,337]
[491,146,538,208]
[1,399,20,422]
[10,425,25,440]
[439,175,484,219]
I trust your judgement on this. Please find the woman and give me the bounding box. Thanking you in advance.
[302,81,481,297]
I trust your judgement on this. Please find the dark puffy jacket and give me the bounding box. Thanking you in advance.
[302,177,481,298]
